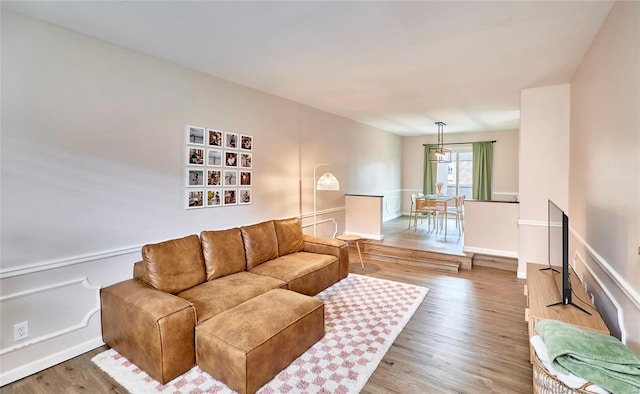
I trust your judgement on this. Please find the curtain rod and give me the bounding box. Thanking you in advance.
[422,140,496,146]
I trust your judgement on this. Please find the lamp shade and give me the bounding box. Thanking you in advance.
[428,146,452,163]
[316,171,340,190]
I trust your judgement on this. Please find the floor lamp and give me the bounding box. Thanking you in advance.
[313,163,340,236]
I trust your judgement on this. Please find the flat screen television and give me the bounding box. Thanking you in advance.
[540,200,590,315]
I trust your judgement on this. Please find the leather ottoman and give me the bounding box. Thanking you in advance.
[195,289,325,394]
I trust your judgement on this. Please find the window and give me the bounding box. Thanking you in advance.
[436,147,472,198]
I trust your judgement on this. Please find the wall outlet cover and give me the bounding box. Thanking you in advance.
[13,321,29,341]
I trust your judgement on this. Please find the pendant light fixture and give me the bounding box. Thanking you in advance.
[428,121,451,163]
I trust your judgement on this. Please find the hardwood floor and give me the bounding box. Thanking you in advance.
[354,261,532,393]
[375,215,465,256]
[1,220,532,393]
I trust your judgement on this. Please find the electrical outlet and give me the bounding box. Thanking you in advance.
[590,293,595,304]
[13,321,29,341]
[583,281,588,292]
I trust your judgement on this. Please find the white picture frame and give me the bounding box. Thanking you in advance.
[207,149,222,166]
[224,151,238,167]
[240,152,252,169]
[206,189,222,207]
[187,168,204,187]
[207,129,223,147]
[239,171,252,186]
[186,125,205,146]
[240,135,253,151]
[238,188,252,205]
[207,169,222,187]
[224,131,239,149]
[186,189,204,209]
[223,188,237,205]
[187,146,205,166]
[224,170,238,186]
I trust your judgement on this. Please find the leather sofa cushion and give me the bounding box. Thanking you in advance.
[250,252,339,295]
[142,234,206,294]
[240,221,278,270]
[273,217,304,256]
[200,228,247,281]
[196,289,324,394]
[178,271,286,323]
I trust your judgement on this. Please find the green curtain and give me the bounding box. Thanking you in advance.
[472,141,493,200]
[423,145,437,195]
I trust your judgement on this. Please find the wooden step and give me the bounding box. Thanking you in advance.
[472,254,518,272]
[364,253,460,273]
[361,242,471,273]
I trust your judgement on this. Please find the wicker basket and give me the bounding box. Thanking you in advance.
[533,355,593,394]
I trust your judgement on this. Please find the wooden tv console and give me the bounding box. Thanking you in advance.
[524,262,609,363]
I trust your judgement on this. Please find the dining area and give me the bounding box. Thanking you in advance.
[409,193,465,239]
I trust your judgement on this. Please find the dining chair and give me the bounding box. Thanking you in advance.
[443,195,464,234]
[408,193,418,229]
[456,195,465,232]
[414,198,437,232]
[434,199,448,233]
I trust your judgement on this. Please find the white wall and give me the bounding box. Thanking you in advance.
[568,1,640,352]
[344,195,383,240]
[463,201,519,258]
[0,10,402,384]
[517,84,570,276]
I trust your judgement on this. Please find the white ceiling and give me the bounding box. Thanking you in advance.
[2,1,614,136]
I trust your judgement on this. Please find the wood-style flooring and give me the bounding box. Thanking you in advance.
[378,214,465,256]
[1,218,532,394]
[355,261,532,393]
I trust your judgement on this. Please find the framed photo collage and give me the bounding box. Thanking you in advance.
[186,125,253,209]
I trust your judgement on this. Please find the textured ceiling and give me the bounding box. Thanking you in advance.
[2,1,614,135]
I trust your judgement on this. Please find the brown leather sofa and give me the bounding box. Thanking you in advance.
[100,217,349,384]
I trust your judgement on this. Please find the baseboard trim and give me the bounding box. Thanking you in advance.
[383,213,403,222]
[0,337,104,386]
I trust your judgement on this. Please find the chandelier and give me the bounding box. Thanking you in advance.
[428,121,451,163]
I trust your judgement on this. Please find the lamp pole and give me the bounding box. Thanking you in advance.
[313,163,329,236]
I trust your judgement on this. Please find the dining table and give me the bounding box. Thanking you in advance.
[415,194,457,238]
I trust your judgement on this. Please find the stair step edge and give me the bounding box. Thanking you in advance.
[364,256,460,273]
[364,253,461,267]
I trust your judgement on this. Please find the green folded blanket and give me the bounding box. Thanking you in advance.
[537,319,640,393]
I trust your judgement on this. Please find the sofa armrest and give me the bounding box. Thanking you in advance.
[100,279,196,384]
[302,235,350,279]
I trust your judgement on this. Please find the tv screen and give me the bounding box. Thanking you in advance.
[548,200,569,297]
[545,200,590,315]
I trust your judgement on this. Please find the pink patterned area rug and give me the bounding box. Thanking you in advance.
[92,274,428,393]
